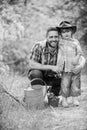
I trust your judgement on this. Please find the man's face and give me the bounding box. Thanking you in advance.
[47,30,59,48]
[61,29,72,38]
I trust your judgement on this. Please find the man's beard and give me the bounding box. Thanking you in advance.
[48,41,58,48]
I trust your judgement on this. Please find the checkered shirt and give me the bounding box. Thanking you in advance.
[29,40,58,66]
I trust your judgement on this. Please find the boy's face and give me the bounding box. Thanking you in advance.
[61,28,72,39]
[47,30,59,48]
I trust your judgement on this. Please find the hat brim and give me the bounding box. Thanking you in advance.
[56,26,77,33]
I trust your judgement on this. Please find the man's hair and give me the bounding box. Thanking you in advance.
[46,27,58,37]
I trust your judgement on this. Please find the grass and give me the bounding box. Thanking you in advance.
[0,72,87,130]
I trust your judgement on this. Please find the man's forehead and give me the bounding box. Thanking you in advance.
[48,30,59,36]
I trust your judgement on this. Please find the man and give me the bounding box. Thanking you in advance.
[28,27,63,103]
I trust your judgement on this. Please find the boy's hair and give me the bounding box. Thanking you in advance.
[46,27,59,37]
[60,28,74,37]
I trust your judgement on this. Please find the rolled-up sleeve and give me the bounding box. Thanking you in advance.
[29,43,42,63]
[75,40,86,68]
[79,56,86,68]
[75,40,83,56]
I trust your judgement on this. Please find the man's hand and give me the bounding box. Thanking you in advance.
[51,66,61,73]
[71,65,82,74]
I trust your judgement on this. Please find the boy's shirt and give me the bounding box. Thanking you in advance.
[57,38,83,72]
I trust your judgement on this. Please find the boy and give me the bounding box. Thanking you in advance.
[57,21,85,107]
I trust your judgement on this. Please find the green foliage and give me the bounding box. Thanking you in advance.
[2,41,29,75]
[0,0,27,5]
[0,0,86,74]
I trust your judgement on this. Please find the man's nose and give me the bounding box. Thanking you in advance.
[52,37,56,41]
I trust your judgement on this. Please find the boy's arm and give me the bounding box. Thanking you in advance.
[71,40,86,74]
[79,55,86,68]
[71,57,86,74]
[76,40,86,68]
[75,40,83,56]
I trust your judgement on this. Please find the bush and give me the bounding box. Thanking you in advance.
[2,41,29,75]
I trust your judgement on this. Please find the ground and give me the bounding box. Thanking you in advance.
[0,74,87,130]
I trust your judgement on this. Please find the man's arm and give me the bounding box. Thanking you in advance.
[29,59,61,73]
[29,59,52,70]
[28,43,52,71]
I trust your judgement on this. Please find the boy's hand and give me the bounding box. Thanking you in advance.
[71,65,82,74]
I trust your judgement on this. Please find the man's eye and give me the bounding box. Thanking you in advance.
[54,36,58,39]
[55,36,58,38]
[49,36,53,38]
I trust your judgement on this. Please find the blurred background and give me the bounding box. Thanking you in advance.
[0,1,87,130]
[0,0,87,75]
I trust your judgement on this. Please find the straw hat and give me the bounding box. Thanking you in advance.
[57,21,77,33]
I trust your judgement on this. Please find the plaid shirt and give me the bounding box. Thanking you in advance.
[29,40,58,66]
[57,38,83,72]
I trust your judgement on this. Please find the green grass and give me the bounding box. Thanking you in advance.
[0,73,87,130]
